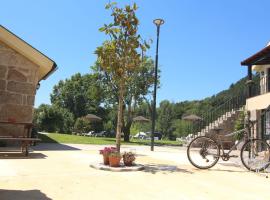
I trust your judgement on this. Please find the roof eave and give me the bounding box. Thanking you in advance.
[41,62,58,81]
[241,45,270,66]
[0,25,57,81]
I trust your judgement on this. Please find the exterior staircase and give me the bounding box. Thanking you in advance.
[198,108,244,137]
[188,92,247,148]
[197,108,244,148]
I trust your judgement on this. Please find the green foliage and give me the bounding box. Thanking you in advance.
[95,2,147,84]
[172,119,191,138]
[131,121,151,135]
[234,111,245,140]
[157,100,176,139]
[95,2,152,147]
[74,118,91,134]
[155,75,257,139]
[91,57,155,107]
[34,104,74,134]
[50,73,103,118]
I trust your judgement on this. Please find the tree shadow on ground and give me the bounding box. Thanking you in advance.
[208,168,248,173]
[218,162,241,168]
[32,134,81,151]
[32,143,81,151]
[102,138,182,147]
[0,152,46,159]
[0,189,52,200]
[143,163,193,174]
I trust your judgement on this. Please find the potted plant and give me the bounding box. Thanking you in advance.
[99,147,116,165]
[122,151,136,166]
[108,151,122,167]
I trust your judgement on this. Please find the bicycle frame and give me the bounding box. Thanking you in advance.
[215,120,257,159]
[215,129,246,158]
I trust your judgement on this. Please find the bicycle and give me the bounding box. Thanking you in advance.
[187,120,270,172]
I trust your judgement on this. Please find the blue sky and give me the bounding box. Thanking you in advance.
[1,0,270,107]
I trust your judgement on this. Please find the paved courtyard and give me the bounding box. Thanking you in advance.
[0,143,270,200]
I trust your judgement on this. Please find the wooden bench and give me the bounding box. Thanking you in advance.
[0,121,41,156]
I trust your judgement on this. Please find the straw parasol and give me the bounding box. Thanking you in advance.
[182,114,202,137]
[182,114,202,121]
[84,114,102,122]
[133,116,151,123]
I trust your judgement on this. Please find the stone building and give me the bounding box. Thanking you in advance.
[0,25,57,137]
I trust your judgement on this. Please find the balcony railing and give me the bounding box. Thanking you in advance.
[250,75,270,98]
[250,81,261,97]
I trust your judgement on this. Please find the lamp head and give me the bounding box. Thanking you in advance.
[153,19,165,26]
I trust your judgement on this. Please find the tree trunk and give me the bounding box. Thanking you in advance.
[123,101,133,142]
[123,120,132,142]
[116,82,124,152]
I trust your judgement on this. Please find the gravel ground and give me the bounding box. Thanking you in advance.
[0,143,269,200]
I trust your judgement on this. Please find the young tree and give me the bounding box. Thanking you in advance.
[92,57,155,142]
[95,3,149,151]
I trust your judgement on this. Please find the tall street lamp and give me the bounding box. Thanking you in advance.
[151,18,165,151]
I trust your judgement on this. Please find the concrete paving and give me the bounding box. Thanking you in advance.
[0,143,269,200]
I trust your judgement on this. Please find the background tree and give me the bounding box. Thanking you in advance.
[157,100,175,139]
[50,73,103,118]
[95,2,150,151]
[34,104,74,133]
[172,119,190,138]
[73,118,91,134]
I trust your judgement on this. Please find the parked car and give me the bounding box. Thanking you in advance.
[94,131,107,137]
[133,132,150,140]
[85,131,95,137]
[105,131,116,138]
[145,131,162,140]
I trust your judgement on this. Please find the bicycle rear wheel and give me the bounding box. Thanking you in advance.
[240,139,270,172]
[187,136,220,169]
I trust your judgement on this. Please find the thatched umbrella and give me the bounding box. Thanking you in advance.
[182,114,202,121]
[133,116,151,123]
[182,114,202,137]
[132,116,151,139]
[84,114,102,122]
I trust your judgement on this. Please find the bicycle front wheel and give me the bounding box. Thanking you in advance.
[241,139,270,172]
[187,136,220,169]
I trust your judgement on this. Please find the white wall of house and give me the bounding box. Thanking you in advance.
[246,92,270,111]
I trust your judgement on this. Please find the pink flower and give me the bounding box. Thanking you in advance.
[99,147,117,155]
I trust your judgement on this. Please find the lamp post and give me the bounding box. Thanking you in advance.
[151,18,165,151]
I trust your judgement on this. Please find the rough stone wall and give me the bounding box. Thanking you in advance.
[0,40,39,137]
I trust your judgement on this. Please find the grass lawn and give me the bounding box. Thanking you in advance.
[38,133,182,146]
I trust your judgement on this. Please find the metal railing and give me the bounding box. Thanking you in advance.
[250,81,261,97]
[188,91,248,136]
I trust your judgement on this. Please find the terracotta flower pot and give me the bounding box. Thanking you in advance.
[103,154,109,165]
[109,156,121,167]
